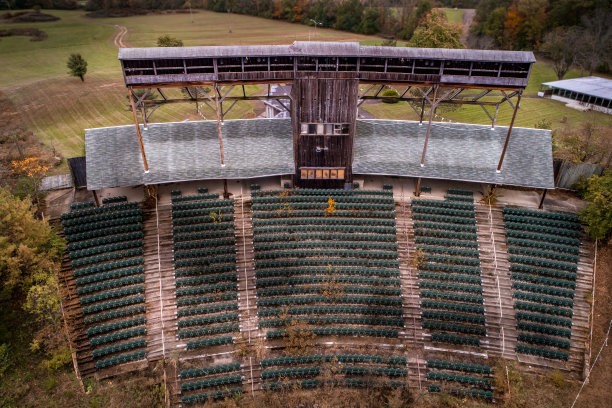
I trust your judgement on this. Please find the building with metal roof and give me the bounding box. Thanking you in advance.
[541,76,612,115]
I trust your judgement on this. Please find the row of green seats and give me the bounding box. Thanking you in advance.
[174,230,235,242]
[65,202,136,219]
[252,195,393,204]
[253,210,394,219]
[177,302,238,318]
[254,224,396,234]
[175,264,236,278]
[176,282,237,297]
[420,300,484,315]
[173,207,234,220]
[255,258,400,269]
[420,281,482,295]
[258,285,400,298]
[255,248,398,260]
[261,366,319,379]
[173,221,234,234]
[92,338,146,359]
[518,333,570,349]
[509,255,577,272]
[175,254,236,268]
[514,301,573,317]
[253,202,395,211]
[176,292,237,307]
[516,344,569,360]
[515,311,572,327]
[506,229,580,246]
[257,276,400,288]
[178,312,239,328]
[172,214,234,226]
[259,315,403,328]
[178,323,239,339]
[257,295,402,307]
[255,240,397,251]
[175,246,235,259]
[102,196,127,204]
[426,359,491,374]
[418,272,481,285]
[412,199,473,210]
[71,248,143,268]
[421,291,483,304]
[413,213,475,225]
[505,222,580,238]
[172,194,219,204]
[72,243,142,264]
[517,322,571,338]
[420,263,481,276]
[267,327,398,339]
[78,275,144,295]
[87,316,145,336]
[64,217,142,235]
[429,385,493,401]
[256,266,399,278]
[68,232,143,251]
[65,223,142,243]
[513,291,573,307]
[80,285,144,305]
[412,206,475,218]
[176,273,237,287]
[340,366,407,377]
[423,321,486,336]
[416,237,478,248]
[444,195,473,202]
[507,238,579,255]
[258,305,402,318]
[415,229,477,241]
[503,207,578,222]
[62,208,141,227]
[186,335,233,350]
[509,247,579,263]
[181,374,242,391]
[259,188,392,197]
[414,221,476,233]
[173,199,233,211]
[70,201,95,210]
[73,257,142,278]
[512,282,574,299]
[84,305,145,325]
[76,265,143,286]
[254,232,396,243]
[82,295,145,314]
[510,263,577,281]
[181,388,242,405]
[175,238,235,251]
[426,371,490,388]
[90,326,146,347]
[504,214,580,230]
[431,333,480,346]
[95,350,146,370]
[179,362,241,379]
[260,354,406,367]
[422,311,485,325]
[418,245,479,258]
[423,254,480,266]
[253,217,396,227]
[512,273,576,289]
[262,380,319,390]
[447,189,473,196]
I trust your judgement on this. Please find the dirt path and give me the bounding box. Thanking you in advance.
[461,8,476,44]
[113,24,128,48]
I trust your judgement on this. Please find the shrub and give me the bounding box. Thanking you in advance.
[381,88,400,104]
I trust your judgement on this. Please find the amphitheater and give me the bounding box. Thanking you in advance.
[54,42,595,406]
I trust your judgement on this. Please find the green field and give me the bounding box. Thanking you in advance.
[441,8,464,25]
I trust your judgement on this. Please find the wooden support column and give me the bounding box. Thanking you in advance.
[538,189,548,209]
[497,90,522,172]
[420,85,439,166]
[419,97,426,124]
[415,177,422,197]
[214,83,225,165]
[128,88,149,172]
[92,190,101,207]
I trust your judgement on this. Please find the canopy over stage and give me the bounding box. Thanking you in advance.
[85,119,553,190]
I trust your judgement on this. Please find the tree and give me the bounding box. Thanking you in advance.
[408,9,464,49]
[575,170,612,241]
[574,10,612,76]
[334,0,364,33]
[157,34,183,47]
[541,27,577,80]
[360,8,380,35]
[397,0,430,40]
[553,121,612,165]
[66,53,87,82]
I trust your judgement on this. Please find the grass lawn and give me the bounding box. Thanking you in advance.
[441,8,464,25]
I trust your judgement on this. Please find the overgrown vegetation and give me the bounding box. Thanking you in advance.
[574,170,612,241]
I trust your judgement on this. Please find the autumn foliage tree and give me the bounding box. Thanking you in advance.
[408,9,464,49]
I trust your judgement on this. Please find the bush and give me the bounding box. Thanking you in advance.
[576,170,612,241]
[381,89,400,104]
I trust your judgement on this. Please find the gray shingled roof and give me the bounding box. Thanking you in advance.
[118,41,535,63]
[85,119,553,190]
[353,120,553,189]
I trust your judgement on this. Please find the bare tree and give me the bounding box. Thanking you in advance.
[575,9,612,76]
[541,27,577,80]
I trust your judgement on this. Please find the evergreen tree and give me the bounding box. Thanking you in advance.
[66,53,87,82]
